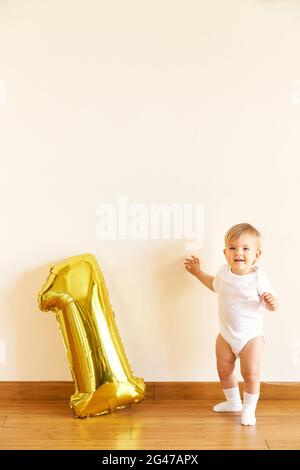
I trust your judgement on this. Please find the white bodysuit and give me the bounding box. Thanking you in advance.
[213,264,277,356]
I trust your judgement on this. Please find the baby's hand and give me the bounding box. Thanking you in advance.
[184,255,201,276]
[261,292,278,311]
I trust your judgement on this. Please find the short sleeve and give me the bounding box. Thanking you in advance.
[213,264,227,293]
[256,267,278,297]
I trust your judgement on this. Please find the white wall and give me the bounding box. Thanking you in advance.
[0,0,299,381]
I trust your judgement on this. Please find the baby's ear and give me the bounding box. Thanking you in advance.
[256,249,262,259]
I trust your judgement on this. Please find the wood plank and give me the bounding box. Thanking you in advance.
[0,381,155,401]
[260,382,300,400]
[0,416,6,426]
[0,439,268,450]
[0,426,268,450]
[155,382,224,400]
[29,380,289,401]
[0,382,299,450]
[266,439,300,450]
[2,399,300,424]
[0,425,131,450]
[0,381,73,400]
[0,381,299,401]
[154,382,300,400]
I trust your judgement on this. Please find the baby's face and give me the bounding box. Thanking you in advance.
[223,234,261,275]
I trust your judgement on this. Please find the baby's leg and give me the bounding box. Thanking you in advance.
[216,334,237,388]
[239,336,264,425]
[240,336,264,394]
[213,334,242,412]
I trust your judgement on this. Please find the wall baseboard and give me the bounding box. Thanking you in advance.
[1,381,299,401]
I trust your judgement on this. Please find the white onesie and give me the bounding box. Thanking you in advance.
[213,264,277,357]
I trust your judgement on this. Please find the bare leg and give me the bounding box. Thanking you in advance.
[213,334,242,412]
[239,336,264,425]
[215,334,237,389]
[240,336,264,394]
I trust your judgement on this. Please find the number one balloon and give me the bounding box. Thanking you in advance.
[38,253,145,418]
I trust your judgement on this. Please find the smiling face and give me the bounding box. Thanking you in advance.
[223,233,261,275]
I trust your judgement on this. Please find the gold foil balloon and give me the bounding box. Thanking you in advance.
[38,253,145,418]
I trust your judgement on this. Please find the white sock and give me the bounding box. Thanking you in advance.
[241,391,259,426]
[213,386,242,412]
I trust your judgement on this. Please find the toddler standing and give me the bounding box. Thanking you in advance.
[185,223,279,426]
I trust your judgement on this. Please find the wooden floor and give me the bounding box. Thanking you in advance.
[0,382,300,450]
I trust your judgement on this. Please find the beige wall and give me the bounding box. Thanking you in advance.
[0,0,299,381]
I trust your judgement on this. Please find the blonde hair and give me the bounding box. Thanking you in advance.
[225,223,261,249]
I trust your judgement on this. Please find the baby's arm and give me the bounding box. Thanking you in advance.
[184,255,215,292]
[261,292,279,311]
